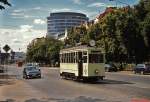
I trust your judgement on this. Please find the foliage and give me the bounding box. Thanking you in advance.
[27,0,150,64]
[66,1,150,63]
[0,0,11,10]
[26,37,63,66]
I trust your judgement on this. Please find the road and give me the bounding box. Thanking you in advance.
[0,65,150,102]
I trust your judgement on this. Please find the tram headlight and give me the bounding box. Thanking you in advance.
[95,69,99,74]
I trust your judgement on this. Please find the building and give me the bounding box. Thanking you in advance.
[47,12,89,37]
[0,53,10,64]
[12,52,26,62]
[57,29,68,41]
[94,7,117,24]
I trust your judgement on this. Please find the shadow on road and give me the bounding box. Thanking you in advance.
[75,79,133,85]
[1,96,121,102]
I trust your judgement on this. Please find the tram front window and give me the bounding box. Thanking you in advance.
[89,54,104,63]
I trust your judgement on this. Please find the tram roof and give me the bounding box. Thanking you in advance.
[60,45,102,52]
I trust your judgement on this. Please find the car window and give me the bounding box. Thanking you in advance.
[26,67,38,71]
[137,64,145,68]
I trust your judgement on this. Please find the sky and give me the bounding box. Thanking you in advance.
[0,0,139,52]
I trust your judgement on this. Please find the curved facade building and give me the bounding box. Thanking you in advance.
[47,12,89,37]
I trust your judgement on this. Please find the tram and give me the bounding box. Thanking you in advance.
[59,45,105,81]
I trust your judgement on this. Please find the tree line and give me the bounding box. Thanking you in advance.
[26,37,63,66]
[65,0,150,64]
[26,0,150,65]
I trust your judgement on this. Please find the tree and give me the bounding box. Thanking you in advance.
[0,0,11,10]
[64,1,150,63]
[26,37,63,66]
[134,0,150,62]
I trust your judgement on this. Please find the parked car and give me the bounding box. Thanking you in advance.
[23,66,41,79]
[134,64,150,74]
[105,63,118,72]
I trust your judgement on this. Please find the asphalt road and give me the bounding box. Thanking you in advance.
[0,65,150,102]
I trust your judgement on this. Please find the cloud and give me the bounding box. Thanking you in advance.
[11,12,24,16]
[10,11,35,19]
[33,7,42,10]
[49,8,98,19]
[13,39,22,44]
[13,9,25,13]
[72,0,82,4]
[11,8,43,19]
[19,25,33,32]
[87,2,106,7]
[0,28,46,52]
[51,8,71,12]
[34,19,46,25]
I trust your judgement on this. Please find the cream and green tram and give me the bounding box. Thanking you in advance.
[59,45,105,81]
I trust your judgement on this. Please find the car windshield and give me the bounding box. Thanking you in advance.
[26,64,33,66]
[26,67,38,71]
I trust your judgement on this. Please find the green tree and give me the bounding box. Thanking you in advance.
[134,0,150,62]
[0,0,11,10]
[26,37,63,66]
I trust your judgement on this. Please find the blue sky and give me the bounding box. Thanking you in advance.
[0,0,139,52]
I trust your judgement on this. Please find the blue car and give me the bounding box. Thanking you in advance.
[23,66,41,79]
[134,64,150,75]
[105,64,118,72]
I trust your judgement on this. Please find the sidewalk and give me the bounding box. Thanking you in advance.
[0,64,17,87]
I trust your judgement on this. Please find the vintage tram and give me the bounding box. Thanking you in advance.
[59,45,105,81]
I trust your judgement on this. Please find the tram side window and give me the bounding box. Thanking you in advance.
[70,53,72,63]
[83,56,87,63]
[68,53,70,63]
[67,53,69,63]
[76,52,78,63]
[89,54,104,63]
[65,53,67,63]
[71,53,73,63]
[83,51,87,63]
[73,52,75,63]
[63,54,65,63]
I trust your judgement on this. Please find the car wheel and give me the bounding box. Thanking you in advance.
[25,75,28,79]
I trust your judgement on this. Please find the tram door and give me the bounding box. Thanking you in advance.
[78,52,83,77]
